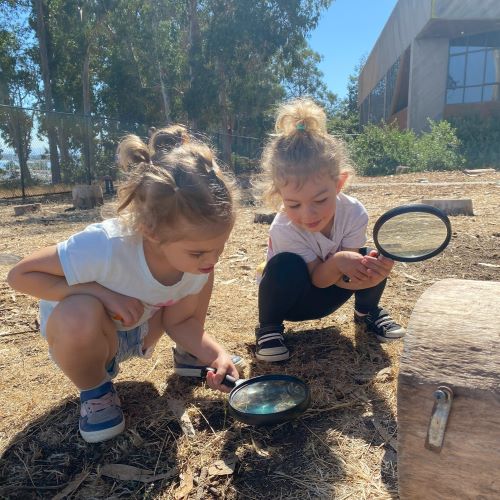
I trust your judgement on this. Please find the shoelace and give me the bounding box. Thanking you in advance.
[82,392,118,415]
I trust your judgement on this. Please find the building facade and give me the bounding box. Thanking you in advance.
[358,0,500,131]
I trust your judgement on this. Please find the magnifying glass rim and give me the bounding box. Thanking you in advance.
[227,374,311,425]
[373,204,452,263]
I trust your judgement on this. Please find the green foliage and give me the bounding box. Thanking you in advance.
[350,120,465,176]
[349,123,416,176]
[448,114,500,169]
[413,120,464,171]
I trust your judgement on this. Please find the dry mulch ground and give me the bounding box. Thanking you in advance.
[0,170,499,499]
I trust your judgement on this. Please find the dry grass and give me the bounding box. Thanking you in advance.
[0,170,499,499]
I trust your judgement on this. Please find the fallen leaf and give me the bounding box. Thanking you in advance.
[100,463,176,483]
[167,398,195,437]
[175,467,194,499]
[208,455,238,476]
[51,471,89,500]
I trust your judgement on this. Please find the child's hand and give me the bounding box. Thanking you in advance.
[333,251,371,282]
[360,251,394,282]
[205,352,239,394]
[100,289,144,327]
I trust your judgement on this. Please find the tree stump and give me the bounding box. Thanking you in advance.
[421,198,474,216]
[13,203,41,216]
[398,278,500,499]
[254,210,276,225]
[72,184,104,209]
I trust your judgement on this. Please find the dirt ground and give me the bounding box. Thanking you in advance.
[0,170,499,499]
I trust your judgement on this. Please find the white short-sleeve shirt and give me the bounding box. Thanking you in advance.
[40,218,208,331]
[267,192,369,263]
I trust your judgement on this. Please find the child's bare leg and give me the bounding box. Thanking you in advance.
[142,308,165,353]
[46,294,118,390]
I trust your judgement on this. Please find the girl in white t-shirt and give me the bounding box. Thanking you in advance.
[255,99,405,363]
[7,128,244,443]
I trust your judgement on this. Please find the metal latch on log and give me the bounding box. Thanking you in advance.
[425,386,453,452]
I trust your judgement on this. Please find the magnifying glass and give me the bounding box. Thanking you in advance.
[372,204,452,262]
[204,368,311,425]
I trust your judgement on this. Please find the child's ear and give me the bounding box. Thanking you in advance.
[336,172,349,193]
[140,224,161,244]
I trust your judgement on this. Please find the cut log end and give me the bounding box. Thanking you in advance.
[254,211,276,225]
[13,203,41,216]
[72,184,104,210]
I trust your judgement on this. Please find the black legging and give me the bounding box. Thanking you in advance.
[258,252,386,327]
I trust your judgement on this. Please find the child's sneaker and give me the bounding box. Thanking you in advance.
[255,325,290,362]
[355,307,406,342]
[79,381,125,443]
[172,347,246,377]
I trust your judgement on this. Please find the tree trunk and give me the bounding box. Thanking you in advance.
[82,44,93,184]
[187,0,201,129]
[57,116,72,182]
[34,0,61,183]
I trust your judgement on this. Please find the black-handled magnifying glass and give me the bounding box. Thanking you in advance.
[372,204,452,262]
[342,204,451,282]
[204,368,311,425]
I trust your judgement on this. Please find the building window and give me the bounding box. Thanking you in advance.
[446,30,500,104]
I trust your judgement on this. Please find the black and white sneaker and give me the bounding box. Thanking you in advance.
[355,307,406,342]
[255,325,290,362]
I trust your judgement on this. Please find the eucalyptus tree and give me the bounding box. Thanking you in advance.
[0,4,37,185]
[185,0,333,165]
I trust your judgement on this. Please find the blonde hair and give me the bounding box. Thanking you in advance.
[261,98,353,207]
[116,131,234,241]
[149,124,189,152]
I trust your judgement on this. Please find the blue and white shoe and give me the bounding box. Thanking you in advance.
[172,347,246,377]
[79,381,125,443]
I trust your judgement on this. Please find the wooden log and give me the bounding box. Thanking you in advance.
[395,165,410,174]
[421,198,474,216]
[463,168,495,175]
[254,210,276,225]
[398,278,500,499]
[13,203,41,216]
[72,184,104,209]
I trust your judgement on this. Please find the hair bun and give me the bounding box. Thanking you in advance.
[275,98,327,137]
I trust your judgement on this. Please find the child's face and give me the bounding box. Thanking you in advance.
[279,173,345,236]
[158,224,232,275]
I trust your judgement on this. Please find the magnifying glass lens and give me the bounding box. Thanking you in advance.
[231,379,307,415]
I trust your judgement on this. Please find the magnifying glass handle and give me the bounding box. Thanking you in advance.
[202,367,238,388]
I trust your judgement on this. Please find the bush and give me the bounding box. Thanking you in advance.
[448,114,500,169]
[413,120,465,171]
[349,122,416,176]
[350,120,465,175]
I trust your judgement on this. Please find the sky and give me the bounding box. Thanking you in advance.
[309,0,398,98]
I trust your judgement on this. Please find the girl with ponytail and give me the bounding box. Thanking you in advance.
[7,126,244,443]
[255,99,405,363]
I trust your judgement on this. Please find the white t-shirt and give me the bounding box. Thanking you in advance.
[40,218,208,331]
[267,192,368,263]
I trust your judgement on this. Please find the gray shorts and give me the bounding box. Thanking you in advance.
[39,300,152,379]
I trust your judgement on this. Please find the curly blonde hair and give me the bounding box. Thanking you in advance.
[116,130,234,242]
[261,98,354,207]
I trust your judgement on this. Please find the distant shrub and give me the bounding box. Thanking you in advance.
[448,114,500,169]
[413,120,465,171]
[350,120,465,175]
[349,123,416,176]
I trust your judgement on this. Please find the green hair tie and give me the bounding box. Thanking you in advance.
[296,123,306,131]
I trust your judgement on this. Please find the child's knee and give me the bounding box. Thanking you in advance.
[261,252,309,290]
[46,295,108,346]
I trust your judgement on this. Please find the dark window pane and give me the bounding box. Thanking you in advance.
[446,88,464,104]
[483,84,500,102]
[467,33,487,51]
[463,86,482,103]
[385,59,399,118]
[486,30,500,49]
[448,54,465,88]
[465,50,486,86]
[485,49,500,84]
[369,77,385,122]
[450,36,467,55]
